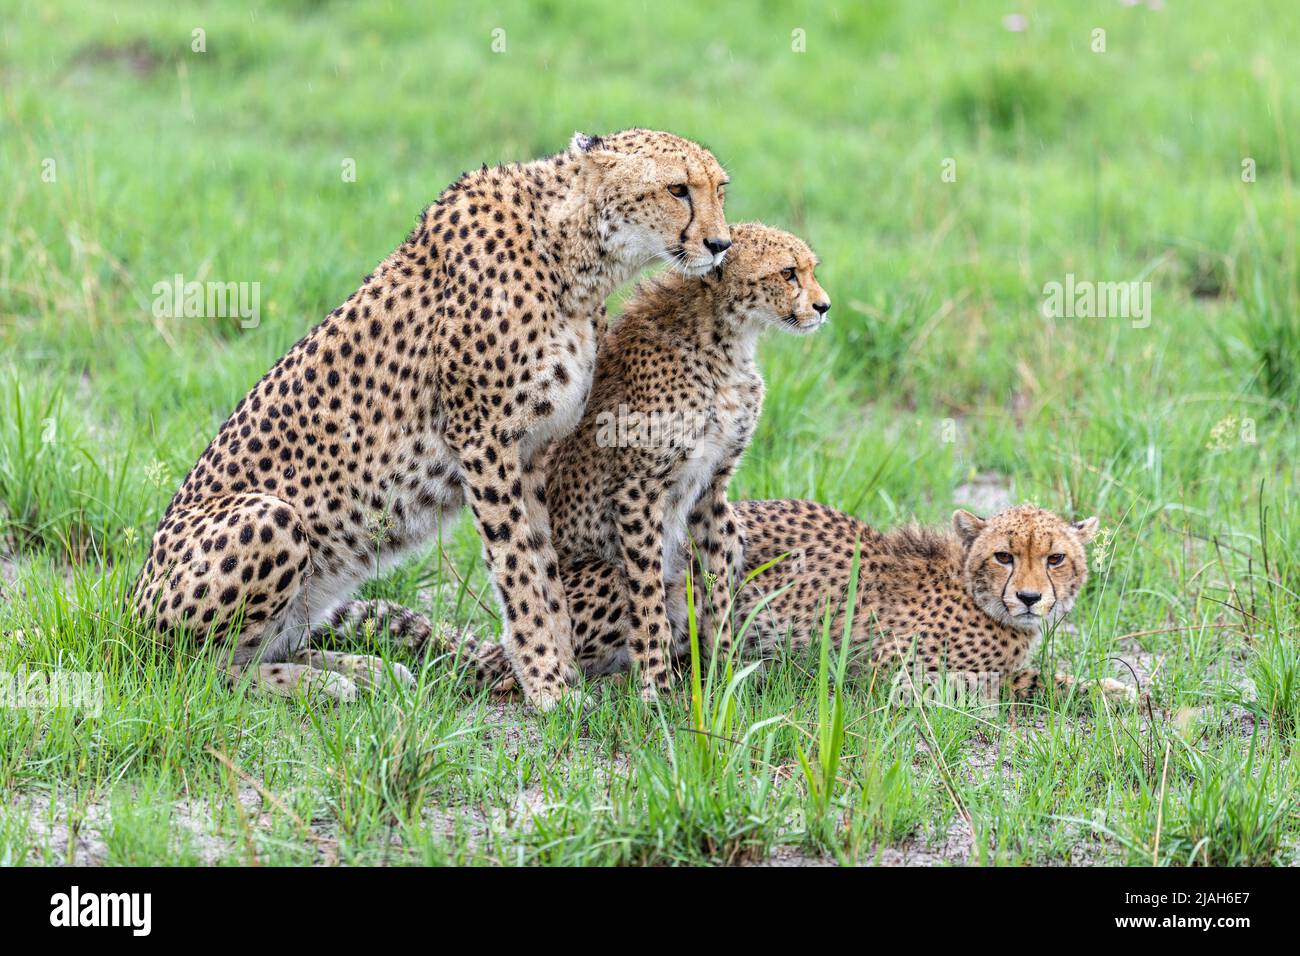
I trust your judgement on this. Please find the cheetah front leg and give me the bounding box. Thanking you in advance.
[686,468,745,662]
[1007,668,1138,705]
[459,439,577,711]
[616,477,674,699]
[518,451,575,678]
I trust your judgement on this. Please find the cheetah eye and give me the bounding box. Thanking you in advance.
[667,183,689,199]
[993,552,1014,566]
[781,267,797,282]
[1047,553,1065,567]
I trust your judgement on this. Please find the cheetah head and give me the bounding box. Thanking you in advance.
[715,222,830,335]
[571,129,730,278]
[953,505,1099,632]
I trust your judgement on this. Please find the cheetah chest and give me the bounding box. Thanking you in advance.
[661,380,758,580]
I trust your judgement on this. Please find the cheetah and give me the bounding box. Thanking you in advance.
[723,500,1137,704]
[457,501,1137,707]
[129,129,731,709]
[455,223,830,699]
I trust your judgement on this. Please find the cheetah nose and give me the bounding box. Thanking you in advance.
[1016,591,1042,608]
[813,301,830,315]
[703,237,732,255]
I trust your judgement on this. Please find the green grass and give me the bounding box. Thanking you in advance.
[2,0,1299,865]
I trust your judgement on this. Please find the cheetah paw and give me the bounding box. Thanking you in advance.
[343,655,417,692]
[526,684,569,713]
[638,677,675,703]
[300,669,359,704]
[527,683,592,716]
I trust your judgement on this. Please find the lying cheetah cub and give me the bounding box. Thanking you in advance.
[460,223,829,699]
[726,500,1135,703]
[462,500,1136,706]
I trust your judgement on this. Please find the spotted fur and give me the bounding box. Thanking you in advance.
[551,224,828,697]
[727,501,1130,705]
[129,129,730,709]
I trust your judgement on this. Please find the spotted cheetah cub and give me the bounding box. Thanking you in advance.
[129,129,731,709]
[457,223,830,699]
[728,500,1135,703]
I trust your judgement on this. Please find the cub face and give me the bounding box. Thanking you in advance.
[574,128,730,277]
[718,222,831,334]
[953,505,1099,631]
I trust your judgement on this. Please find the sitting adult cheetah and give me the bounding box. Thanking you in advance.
[130,129,731,708]
[459,223,830,698]
[456,501,1137,706]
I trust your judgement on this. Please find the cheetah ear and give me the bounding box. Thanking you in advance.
[952,510,986,547]
[571,132,624,172]
[1072,516,1099,543]
[570,131,603,153]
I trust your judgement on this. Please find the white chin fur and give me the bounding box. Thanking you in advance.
[599,223,716,277]
[788,317,826,335]
[599,221,661,268]
[982,596,1043,632]
[677,259,716,277]
[1003,599,1072,633]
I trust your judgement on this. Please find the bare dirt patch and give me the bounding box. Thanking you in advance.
[953,472,1015,515]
